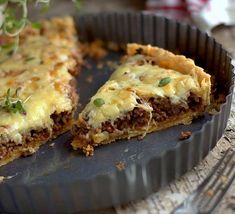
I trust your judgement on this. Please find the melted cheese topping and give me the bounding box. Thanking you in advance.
[81,55,201,128]
[0,18,77,143]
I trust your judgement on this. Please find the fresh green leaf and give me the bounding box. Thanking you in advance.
[0,0,81,54]
[31,22,42,29]
[40,3,49,13]
[158,77,172,87]
[72,0,81,10]
[14,100,26,114]
[93,98,105,107]
[4,17,26,34]
[0,43,14,49]
[0,0,7,5]
[0,88,27,115]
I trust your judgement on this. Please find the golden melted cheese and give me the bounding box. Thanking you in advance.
[0,17,78,143]
[81,55,202,128]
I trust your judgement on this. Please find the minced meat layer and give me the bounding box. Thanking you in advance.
[74,93,203,145]
[0,111,72,160]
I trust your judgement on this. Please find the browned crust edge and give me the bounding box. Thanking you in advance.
[127,43,211,106]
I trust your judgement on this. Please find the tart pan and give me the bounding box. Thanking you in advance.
[0,12,234,213]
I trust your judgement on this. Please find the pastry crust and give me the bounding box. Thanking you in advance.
[72,43,211,155]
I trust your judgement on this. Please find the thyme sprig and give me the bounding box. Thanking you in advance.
[0,0,80,54]
[0,0,45,54]
[0,88,30,115]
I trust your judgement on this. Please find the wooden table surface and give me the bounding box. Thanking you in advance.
[29,1,235,213]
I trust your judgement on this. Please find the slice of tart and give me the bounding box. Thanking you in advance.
[0,17,82,166]
[72,43,211,156]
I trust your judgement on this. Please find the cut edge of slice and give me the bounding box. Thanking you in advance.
[0,17,81,166]
[72,92,207,156]
[0,78,78,167]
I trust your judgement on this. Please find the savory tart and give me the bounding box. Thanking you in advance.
[72,43,211,156]
[0,17,82,166]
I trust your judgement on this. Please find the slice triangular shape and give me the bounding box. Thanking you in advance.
[72,43,211,156]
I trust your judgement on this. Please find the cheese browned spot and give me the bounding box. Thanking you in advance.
[0,17,82,166]
[72,44,211,155]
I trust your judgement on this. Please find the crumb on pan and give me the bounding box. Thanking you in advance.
[106,41,120,51]
[179,131,192,140]
[116,161,125,171]
[83,60,92,70]
[0,176,4,183]
[137,135,144,140]
[97,62,104,69]
[81,40,107,60]
[49,142,55,147]
[0,174,16,183]
[86,75,93,83]
[82,144,94,156]
[81,40,125,60]
[22,147,38,157]
[106,60,118,70]
[107,41,126,52]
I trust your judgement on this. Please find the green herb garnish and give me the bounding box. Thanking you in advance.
[72,0,81,10]
[13,100,26,114]
[0,0,7,5]
[0,88,27,115]
[0,0,81,54]
[0,43,14,49]
[158,77,172,87]
[31,22,42,29]
[93,98,105,107]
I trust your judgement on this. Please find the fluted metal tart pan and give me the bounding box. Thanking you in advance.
[0,12,234,213]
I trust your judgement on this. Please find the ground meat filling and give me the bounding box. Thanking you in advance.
[0,111,71,160]
[150,97,185,122]
[0,129,50,160]
[51,111,72,135]
[75,93,203,145]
